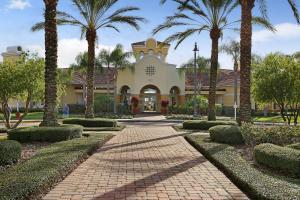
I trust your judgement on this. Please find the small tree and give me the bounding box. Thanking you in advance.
[252,53,300,125]
[0,55,44,128]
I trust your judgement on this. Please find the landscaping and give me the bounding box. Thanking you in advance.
[186,135,300,200]
[7,125,83,142]
[0,140,21,166]
[63,118,117,127]
[182,120,237,130]
[0,133,113,200]
[209,125,244,145]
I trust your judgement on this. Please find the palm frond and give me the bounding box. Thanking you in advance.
[288,0,300,24]
[252,16,276,32]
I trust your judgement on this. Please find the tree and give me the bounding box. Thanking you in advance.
[33,0,145,118]
[154,0,239,121]
[0,56,44,129]
[98,44,133,113]
[252,53,300,125]
[40,0,59,126]
[220,40,240,108]
[239,0,300,123]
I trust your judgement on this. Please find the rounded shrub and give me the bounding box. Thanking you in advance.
[0,140,21,166]
[63,118,117,127]
[254,143,300,177]
[182,120,237,130]
[8,125,83,143]
[209,125,244,145]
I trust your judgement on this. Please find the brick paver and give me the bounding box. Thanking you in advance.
[44,125,248,200]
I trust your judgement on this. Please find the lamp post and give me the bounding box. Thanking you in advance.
[193,42,199,116]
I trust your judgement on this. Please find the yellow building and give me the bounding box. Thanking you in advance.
[63,38,242,115]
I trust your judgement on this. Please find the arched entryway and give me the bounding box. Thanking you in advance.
[140,85,161,112]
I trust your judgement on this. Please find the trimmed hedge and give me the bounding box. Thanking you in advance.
[0,128,7,133]
[63,118,117,127]
[209,125,244,145]
[254,143,300,177]
[241,123,300,147]
[182,120,237,130]
[186,135,300,200]
[0,133,113,200]
[7,125,83,142]
[83,125,126,132]
[287,143,300,150]
[0,140,21,166]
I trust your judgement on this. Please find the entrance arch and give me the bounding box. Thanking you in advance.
[140,85,161,112]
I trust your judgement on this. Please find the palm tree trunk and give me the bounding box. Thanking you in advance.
[208,29,220,121]
[113,71,118,114]
[40,0,59,127]
[85,29,96,118]
[234,60,238,106]
[239,0,254,123]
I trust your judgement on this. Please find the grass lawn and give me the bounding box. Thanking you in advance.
[0,135,7,141]
[0,112,85,121]
[253,116,300,123]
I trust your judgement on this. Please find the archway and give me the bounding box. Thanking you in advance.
[140,85,161,112]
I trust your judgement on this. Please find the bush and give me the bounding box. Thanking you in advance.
[7,125,83,142]
[0,133,113,200]
[63,118,117,127]
[254,143,300,177]
[0,127,7,133]
[287,143,300,150]
[241,123,300,147]
[182,120,237,130]
[0,140,21,166]
[186,135,300,200]
[209,125,244,145]
[67,104,85,114]
[166,114,202,120]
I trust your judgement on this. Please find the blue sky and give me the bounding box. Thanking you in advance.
[0,0,300,69]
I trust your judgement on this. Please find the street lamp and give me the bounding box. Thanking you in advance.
[193,42,199,116]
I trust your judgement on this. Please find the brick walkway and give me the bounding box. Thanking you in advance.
[44,125,248,200]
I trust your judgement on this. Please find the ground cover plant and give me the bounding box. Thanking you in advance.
[183,120,237,130]
[63,118,117,127]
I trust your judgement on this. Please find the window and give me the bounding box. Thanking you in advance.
[145,65,156,76]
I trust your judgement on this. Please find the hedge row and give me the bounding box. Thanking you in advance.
[182,120,237,130]
[209,125,244,145]
[0,128,7,133]
[254,143,300,177]
[241,123,300,147]
[83,125,126,132]
[0,133,113,200]
[186,135,300,200]
[63,118,117,127]
[287,143,300,150]
[7,125,83,143]
[0,140,21,166]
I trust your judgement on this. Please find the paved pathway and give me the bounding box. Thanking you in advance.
[44,125,248,200]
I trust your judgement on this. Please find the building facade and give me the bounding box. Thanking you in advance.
[62,38,242,115]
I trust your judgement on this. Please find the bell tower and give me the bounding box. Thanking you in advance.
[131,38,170,62]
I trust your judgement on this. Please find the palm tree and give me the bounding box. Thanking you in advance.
[239,0,299,123]
[220,40,240,109]
[40,0,59,127]
[154,0,239,121]
[33,0,145,118]
[98,44,133,113]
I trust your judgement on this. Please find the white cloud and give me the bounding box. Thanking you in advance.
[7,0,31,10]
[253,23,300,43]
[25,38,114,68]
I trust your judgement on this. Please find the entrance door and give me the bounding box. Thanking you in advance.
[143,94,157,112]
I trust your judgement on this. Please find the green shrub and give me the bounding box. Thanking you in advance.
[287,143,300,150]
[209,125,244,145]
[166,114,202,120]
[241,123,300,147]
[0,133,113,200]
[182,120,237,130]
[254,143,300,177]
[0,140,21,166]
[7,125,82,143]
[0,127,7,133]
[63,118,117,127]
[186,135,300,200]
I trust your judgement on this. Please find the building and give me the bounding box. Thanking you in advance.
[62,38,241,115]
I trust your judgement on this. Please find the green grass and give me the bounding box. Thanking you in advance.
[0,133,113,200]
[186,135,300,200]
[0,136,7,141]
[253,116,300,123]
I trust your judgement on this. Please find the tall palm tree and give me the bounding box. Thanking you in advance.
[220,40,240,108]
[98,44,133,113]
[33,0,145,118]
[239,0,299,123]
[40,0,59,127]
[154,0,239,121]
